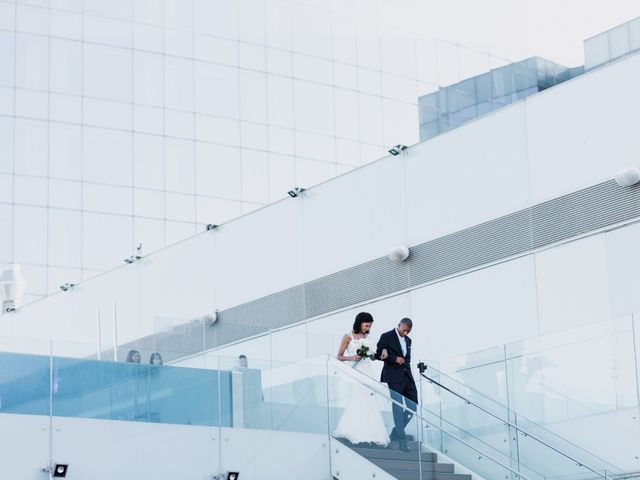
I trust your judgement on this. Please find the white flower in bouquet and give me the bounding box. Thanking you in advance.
[355,336,376,360]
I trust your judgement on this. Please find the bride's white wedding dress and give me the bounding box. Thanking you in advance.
[334,333,390,446]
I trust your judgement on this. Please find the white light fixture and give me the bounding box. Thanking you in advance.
[388,245,410,262]
[388,144,407,156]
[614,167,640,187]
[0,263,26,313]
[41,462,69,478]
[200,310,218,326]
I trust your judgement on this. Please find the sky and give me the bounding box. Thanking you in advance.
[521,0,640,65]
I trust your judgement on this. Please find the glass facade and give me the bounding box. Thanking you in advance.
[585,16,640,71]
[3,0,638,302]
[0,0,433,300]
[418,57,584,141]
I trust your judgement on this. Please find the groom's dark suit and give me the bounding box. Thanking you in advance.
[376,329,418,442]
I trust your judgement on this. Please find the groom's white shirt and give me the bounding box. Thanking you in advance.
[395,328,407,356]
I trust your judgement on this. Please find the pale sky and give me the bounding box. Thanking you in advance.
[400,0,640,90]
[521,0,640,65]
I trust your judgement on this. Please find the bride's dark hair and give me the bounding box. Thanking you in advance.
[353,311,374,334]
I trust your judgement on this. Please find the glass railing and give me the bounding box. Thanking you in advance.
[417,362,626,479]
[0,329,633,480]
[0,339,334,479]
[326,356,529,480]
[419,362,625,475]
[434,314,640,477]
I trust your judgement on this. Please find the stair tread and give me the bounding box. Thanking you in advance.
[349,447,437,461]
[336,437,471,480]
[370,459,454,473]
[385,472,471,480]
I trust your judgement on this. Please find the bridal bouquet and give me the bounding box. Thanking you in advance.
[354,337,376,360]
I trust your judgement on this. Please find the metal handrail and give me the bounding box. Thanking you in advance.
[424,363,604,438]
[328,356,533,480]
[417,362,611,480]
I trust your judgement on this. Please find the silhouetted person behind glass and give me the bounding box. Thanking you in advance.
[149,352,163,365]
[238,354,248,368]
[126,349,141,363]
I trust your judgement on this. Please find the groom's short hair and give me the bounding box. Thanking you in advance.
[399,317,413,328]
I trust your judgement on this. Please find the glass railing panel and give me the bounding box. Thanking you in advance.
[46,349,223,480]
[435,390,513,463]
[327,357,521,480]
[234,355,329,434]
[49,354,229,426]
[137,233,217,346]
[423,362,623,474]
[306,331,343,358]
[218,355,331,480]
[0,349,51,416]
[506,316,637,424]
[419,362,626,479]
[268,323,309,362]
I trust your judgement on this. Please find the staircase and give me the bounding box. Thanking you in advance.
[337,439,472,480]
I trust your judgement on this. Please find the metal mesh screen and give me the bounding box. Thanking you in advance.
[304,257,409,318]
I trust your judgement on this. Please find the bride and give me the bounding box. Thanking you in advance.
[334,312,390,446]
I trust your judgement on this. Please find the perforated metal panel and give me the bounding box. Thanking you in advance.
[304,257,409,318]
[409,210,532,286]
[532,180,640,247]
[530,194,574,247]
[128,180,640,356]
[204,285,306,350]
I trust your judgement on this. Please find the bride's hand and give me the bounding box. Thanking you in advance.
[380,349,389,360]
[353,355,362,361]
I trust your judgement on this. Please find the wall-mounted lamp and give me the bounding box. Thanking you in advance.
[388,144,407,156]
[59,283,75,292]
[41,463,69,478]
[388,245,410,262]
[287,187,306,198]
[53,464,69,478]
[206,224,218,231]
[0,263,26,314]
[200,310,218,326]
[614,166,640,187]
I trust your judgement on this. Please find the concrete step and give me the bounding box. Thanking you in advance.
[369,458,454,473]
[336,437,470,480]
[384,471,472,480]
[349,445,437,462]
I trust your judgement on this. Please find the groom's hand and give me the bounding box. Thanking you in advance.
[396,357,405,365]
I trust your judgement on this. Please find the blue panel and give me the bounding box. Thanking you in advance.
[0,352,50,415]
[50,357,232,426]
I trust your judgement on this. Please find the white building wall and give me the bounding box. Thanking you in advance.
[6,0,634,303]
[0,413,329,480]
[2,48,640,364]
[3,0,449,301]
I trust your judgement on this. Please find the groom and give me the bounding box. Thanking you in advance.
[376,318,418,452]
